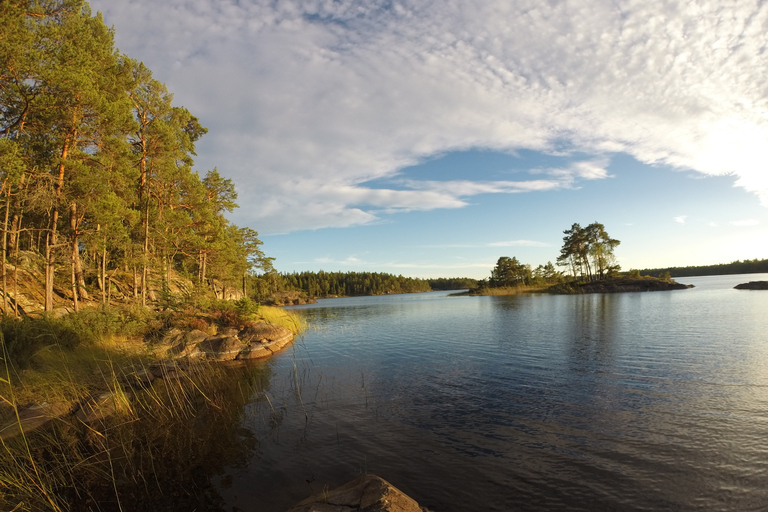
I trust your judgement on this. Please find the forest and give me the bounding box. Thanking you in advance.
[639,259,768,278]
[0,1,272,313]
[247,271,478,301]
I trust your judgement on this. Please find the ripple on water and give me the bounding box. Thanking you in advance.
[222,281,768,511]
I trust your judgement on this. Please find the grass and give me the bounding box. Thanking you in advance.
[257,305,308,334]
[467,284,548,296]
[0,301,297,511]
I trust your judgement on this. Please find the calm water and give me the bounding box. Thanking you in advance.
[216,274,768,511]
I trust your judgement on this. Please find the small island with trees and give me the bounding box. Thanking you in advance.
[467,222,693,296]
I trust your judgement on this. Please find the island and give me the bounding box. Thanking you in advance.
[547,276,693,294]
[734,281,768,290]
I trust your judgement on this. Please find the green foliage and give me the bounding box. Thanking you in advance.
[627,269,642,279]
[428,277,479,290]
[490,256,531,287]
[234,297,259,318]
[0,1,268,311]
[486,258,561,289]
[557,222,620,281]
[207,298,259,328]
[0,306,154,370]
[277,270,432,298]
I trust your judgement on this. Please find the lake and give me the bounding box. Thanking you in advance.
[215,274,768,511]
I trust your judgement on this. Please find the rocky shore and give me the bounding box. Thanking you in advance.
[734,281,768,290]
[158,321,295,361]
[0,321,296,441]
[574,278,693,293]
[547,277,693,294]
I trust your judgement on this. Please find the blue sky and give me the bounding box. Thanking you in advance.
[90,0,768,279]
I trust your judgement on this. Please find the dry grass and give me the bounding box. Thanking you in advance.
[256,305,307,334]
[0,304,280,511]
[471,285,548,296]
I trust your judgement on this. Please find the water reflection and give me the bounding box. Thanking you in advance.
[77,360,273,511]
[221,280,768,512]
[567,294,617,366]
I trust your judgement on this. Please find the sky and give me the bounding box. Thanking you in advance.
[89,0,768,279]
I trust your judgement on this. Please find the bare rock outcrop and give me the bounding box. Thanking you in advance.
[286,475,430,512]
[157,322,295,361]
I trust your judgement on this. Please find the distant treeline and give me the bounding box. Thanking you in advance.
[280,271,431,297]
[639,259,768,278]
[249,271,477,300]
[427,277,479,290]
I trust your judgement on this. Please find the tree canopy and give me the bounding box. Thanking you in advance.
[556,222,620,281]
[486,222,620,289]
[0,0,267,312]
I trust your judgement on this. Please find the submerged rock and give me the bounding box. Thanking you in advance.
[734,281,768,290]
[286,475,430,512]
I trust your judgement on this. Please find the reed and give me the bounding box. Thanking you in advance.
[0,306,274,511]
[257,305,308,334]
[470,284,548,296]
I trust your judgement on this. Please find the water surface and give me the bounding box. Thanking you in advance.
[217,274,768,511]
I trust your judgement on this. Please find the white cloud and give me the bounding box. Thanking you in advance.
[91,0,768,233]
[730,219,759,227]
[675,216,687,224]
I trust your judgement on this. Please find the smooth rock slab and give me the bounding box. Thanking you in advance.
[160,328,209,359]
[0,401,77,441]
[286,475,429,512]
[235,342,274,360]
[239,323,294,345]
[198,334,243,361]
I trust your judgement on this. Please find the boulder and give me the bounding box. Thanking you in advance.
[167,329,209,359]
[286,475,429,512]
[198,334,244,361]
[239,323,293,345]
[161,323,295,362]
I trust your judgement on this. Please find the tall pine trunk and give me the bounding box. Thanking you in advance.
[46,131,74,311]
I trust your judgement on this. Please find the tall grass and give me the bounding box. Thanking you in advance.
[257,305,308,334]
[0,305,276,511]
[471,284,548,296]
